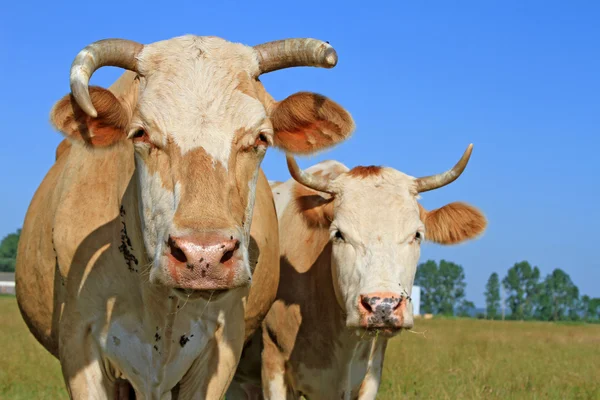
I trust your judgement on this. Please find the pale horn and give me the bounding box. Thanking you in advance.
[70,39,144,118]
[254,38,337,74]
[286,154,336,194]
[415,144,474,193]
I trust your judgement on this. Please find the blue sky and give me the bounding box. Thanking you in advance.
[1,1,598,306]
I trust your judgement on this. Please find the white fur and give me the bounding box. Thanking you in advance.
[134,154,177,286]
[135,36,265,168]
[266,373,287,399]
[95,290,242,397]
[327,168,422,328]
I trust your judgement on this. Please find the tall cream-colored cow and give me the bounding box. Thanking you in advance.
[15,35,354,399]
[232,146,487,399]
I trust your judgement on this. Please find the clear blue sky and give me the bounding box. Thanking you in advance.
[1,1,598,306]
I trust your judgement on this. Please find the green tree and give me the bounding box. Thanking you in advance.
[415,259,470,316]
[502,261,540,320]
[485,272,500,319]
[437,260,467,316]
[580,296,600,322]
[457,300,476,317]
[536,269,580,321]
[415,260,439,314]
[0,229,20,272]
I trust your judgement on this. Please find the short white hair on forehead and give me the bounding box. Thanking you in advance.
[134,35,264,167]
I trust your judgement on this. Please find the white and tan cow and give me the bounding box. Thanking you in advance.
[15,35,354,399]
[232,146,487,399]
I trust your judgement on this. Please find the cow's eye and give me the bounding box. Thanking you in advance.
[414,231,422,242]
[334,230,345,241]
[131,129,148,143]
[254,133,269,148]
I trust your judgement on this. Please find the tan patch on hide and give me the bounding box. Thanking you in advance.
[291,165,347,228]
[293,183,333,229]
[55,139,72,161]
[170,145,245,231]
[261,181,345,372]
[243,172,281,341]
[347,165,384,178]
[419,202,487,245]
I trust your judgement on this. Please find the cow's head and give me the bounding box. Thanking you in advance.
[50,36,354,298]
[287,145,486,336]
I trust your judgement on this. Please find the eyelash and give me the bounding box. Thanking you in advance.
[413,231,423,244]
[253,133,269,148]
[131,129,149,144]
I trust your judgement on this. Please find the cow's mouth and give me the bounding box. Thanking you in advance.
[353,326,402,340]
[173,288,230,301]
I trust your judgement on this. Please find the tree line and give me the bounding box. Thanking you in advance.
[0,229,20,272]
[416,259,600,323]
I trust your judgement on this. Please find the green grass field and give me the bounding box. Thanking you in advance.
[1,295,599,399]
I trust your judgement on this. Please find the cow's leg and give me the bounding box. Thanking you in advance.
[356,337,388,400]
[261,324,294,400]
[177,300,246,400]
[59,322,136,400]
[225,380,264,400]
[115,379,136,400]
[60,334,112,399]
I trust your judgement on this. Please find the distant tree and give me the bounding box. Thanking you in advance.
[536,269,580,321]
[580,295,591,321]
[485,272,500,319]
[437,260,467,316]
[415,260,439,314]
[415,259,469,316]
[580,296,600,322]
[457,300,476,317]
[0,229,20,272]
[502,261,540,320]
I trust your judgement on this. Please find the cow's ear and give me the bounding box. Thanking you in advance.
[293,182,334,229]
[290,163,348,228]
[50,86,129,147]
[270,92,354,154]
[419,202,487,245]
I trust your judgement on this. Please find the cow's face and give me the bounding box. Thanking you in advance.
[327,168,424,335]
[50,36,354,297]
[287,147,486,336]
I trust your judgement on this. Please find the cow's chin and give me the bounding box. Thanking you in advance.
[171,287,232,302]
[351,326,403,340]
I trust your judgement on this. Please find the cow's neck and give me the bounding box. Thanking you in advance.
[115,164,223,388]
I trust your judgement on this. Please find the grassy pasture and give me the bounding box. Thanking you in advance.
[1,296,598,399]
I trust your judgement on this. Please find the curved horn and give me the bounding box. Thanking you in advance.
[286,154,336,194]
[70,39,144,118]
[415,144,474,193]
[254,39,337,74]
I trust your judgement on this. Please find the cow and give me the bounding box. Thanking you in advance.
[231,145,487,399]
[15,35,354,399]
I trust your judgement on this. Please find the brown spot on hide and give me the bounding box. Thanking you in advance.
[348,165,384,178]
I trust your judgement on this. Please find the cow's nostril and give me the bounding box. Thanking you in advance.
[220,240,239,264]
[360,296,373,314]
[220,250,234,264]
[168,237,187,263]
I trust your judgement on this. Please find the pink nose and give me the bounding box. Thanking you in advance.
[166,234,244,290]
[168,235,240,267]
[358,292,406,329]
